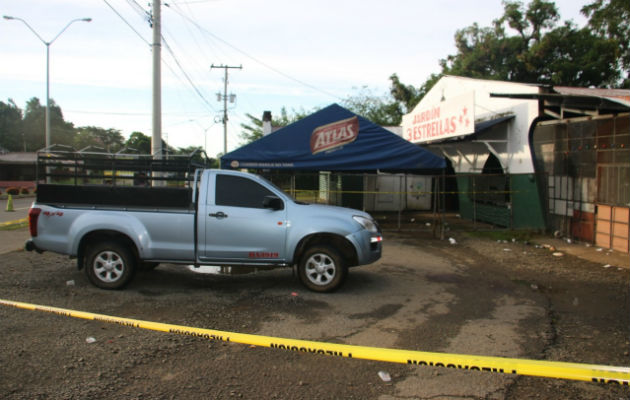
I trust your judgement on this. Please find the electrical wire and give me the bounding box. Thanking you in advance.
[161,35,217,113]
[166,5,343,101]
[102,0,150,46]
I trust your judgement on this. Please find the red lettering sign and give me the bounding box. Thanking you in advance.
[310,116,359,155]
[248,252,279,259]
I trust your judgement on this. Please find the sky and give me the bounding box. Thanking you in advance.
[0,0,589,157]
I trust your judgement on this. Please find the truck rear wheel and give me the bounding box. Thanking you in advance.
[298,245,347,293]
[85,241,135,290]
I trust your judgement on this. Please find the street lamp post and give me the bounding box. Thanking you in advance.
[3,15,91,149]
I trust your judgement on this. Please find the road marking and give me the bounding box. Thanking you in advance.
[1,298,628,385]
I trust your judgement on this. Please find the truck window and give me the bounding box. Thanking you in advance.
[215,175,275,208]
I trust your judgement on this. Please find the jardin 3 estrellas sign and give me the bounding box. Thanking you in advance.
[402,92,475,144]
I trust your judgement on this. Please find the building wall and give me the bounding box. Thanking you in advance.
[417,76,540,174]
[531,113,629,252]
[406,76,546,229]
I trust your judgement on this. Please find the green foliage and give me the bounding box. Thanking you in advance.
[581,0,630,86]
[125,131,152,154]
[0,99,23,151]
[439,0,622,86]
[342,86,403,126]
[406,0,629,104]
[75,126,125,152]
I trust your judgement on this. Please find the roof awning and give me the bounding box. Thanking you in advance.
[429,115,514,144]
[474,115,515,135]
[490,92,630,118]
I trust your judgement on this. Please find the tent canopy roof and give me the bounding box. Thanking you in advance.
[221,104,445,171]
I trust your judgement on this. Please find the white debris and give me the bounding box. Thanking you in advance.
[552,252,564,257]
[603,264,612,269]
[66,280,75,286]
[378,371,392,382]
[448,237,457,245]
[86,337,96,344]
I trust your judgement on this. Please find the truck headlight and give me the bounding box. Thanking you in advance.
[353,215,379,233]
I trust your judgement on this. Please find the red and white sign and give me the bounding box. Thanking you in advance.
[403,92,475,144]
[310,116,359,154]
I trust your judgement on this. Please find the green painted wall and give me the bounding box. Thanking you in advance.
[456,173,545,229]
[511,174,545,229]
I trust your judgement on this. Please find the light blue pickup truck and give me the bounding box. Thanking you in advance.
[25,153,382,293]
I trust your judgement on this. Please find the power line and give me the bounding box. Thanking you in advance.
[166,6,343,101]
[102,0,150,46]
[161,35,217,113]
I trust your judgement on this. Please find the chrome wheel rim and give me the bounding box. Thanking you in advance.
[304,253,336,286]
[93,251,125,283]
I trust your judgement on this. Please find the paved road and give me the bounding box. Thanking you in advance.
[0,196,32,223]
[0,231,628,399]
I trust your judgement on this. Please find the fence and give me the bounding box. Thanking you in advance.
[260,171,546,233]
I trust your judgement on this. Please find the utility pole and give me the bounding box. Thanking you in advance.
[211,64,242,154]
[151,1,162,160]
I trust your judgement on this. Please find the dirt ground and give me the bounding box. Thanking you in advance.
[0,221,629,399]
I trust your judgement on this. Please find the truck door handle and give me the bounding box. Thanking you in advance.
[209,212,228,219]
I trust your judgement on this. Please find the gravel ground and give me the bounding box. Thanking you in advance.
[0,224,629,399]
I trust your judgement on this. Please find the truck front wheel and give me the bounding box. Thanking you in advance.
[298,245,347,293]
[85,241,135,290]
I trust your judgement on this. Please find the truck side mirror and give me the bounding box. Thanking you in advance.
[263,196,284,211]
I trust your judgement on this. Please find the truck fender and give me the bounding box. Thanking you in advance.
[69,212,150,266]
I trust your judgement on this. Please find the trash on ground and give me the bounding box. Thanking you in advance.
[378,371,392,382]
[66,280,75,286]
[448,237,456,245]
[552,252,564,257]
[85,337,96,344]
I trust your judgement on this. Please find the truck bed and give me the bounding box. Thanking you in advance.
[36,184,193,209]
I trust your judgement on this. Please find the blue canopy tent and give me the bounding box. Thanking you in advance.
[221,104,445,171]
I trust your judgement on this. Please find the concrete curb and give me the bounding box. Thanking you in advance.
[0,218,28,228]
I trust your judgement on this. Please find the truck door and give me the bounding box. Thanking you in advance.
[200,174,288,263]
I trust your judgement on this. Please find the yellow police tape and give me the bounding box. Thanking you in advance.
[1,298,628,385]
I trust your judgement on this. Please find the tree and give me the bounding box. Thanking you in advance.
[582,0,630,86]
[21,97,76,150]
[384,0,628,117]
[239,107,311,145]
[438,0,622,87]
[0,99,24,151]
[75,126,125,152]
[342,86,403,126]
[125,131,152,154]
